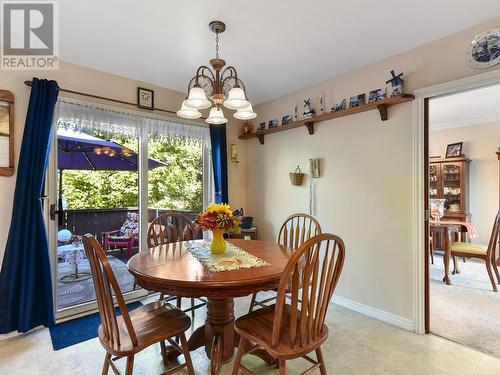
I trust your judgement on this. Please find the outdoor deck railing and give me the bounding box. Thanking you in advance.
[62,207,200,241]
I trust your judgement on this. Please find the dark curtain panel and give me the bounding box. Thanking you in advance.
[0,78,59,334]
[209,124,228,204]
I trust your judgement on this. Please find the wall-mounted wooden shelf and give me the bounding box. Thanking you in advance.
[239,94,415,144]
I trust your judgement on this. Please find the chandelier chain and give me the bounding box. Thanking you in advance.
[215,31,219,59]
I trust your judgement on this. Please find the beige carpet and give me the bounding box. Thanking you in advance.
[430,252,500,358]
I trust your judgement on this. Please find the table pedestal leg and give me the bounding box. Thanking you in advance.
[205,298,235,373]
[166,297,276,374]
[165,298,235,374]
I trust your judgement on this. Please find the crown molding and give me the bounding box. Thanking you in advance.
[430,116,500,130]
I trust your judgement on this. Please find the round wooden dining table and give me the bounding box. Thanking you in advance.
[127,239,293,374]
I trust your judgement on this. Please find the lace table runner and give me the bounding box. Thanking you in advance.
[185,241,270,272]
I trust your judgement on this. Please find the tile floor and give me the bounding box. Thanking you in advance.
[0,294,499,374]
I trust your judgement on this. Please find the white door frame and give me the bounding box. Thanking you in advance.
[412,69,500,334]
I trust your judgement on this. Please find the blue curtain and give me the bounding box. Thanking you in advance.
[0,78,59,334]
[209,124,228,204]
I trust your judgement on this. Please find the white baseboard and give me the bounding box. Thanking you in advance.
[0,326,42,341]
[0,330,22,341]
[332,295,414,331]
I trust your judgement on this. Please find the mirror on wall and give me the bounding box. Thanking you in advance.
[0,90,14,176]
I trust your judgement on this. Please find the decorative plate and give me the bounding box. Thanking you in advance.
[466,28,500,69]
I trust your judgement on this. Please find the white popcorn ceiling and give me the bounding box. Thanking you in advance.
[59,0,500,104]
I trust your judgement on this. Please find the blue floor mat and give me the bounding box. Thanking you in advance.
[49,301,142,350]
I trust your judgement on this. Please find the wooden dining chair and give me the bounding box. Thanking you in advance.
[147,212,207,316]
[82,234,195,375]
[447,210,500,292]
[248,213,322,313]
[233,233,345,375]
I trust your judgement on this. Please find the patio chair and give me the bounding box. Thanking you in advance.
[103,212,139,258]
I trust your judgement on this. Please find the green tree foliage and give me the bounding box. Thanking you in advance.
[61,133,203,212]
[148,137,203,212]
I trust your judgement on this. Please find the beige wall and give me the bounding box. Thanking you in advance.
[249,17,500,322]
[0,62,246,265]
[430,122,500,242]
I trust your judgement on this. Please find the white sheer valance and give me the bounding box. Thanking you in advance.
[56,99,210,146]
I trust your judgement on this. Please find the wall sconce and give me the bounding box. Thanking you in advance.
[230,143,239,163]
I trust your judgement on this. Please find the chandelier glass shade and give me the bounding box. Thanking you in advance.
[234,103,257,120]
[176,100,202,119]
[206,106,228,124]
[177,21,256,124]
[185,86,211,109]
[223,87,249,110]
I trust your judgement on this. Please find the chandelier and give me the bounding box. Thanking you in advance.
[177,21,256,124]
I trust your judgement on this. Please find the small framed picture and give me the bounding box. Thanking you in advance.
[268,119,278,129]
[349,94,366,108]
[137,87,154,110]
[282,115,292,125]
[445,142,463,158]
[331,99,346,113]
[257,122,266,131]
[368,88,386,103]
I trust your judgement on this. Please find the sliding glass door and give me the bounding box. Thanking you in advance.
[46,99,211,319]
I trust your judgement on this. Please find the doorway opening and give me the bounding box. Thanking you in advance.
[426,83,500,357]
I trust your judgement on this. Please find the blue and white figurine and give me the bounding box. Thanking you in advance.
[303,99,315,120]
[386,70,404,97]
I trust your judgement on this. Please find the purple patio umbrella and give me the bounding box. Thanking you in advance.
[56,129,166,225]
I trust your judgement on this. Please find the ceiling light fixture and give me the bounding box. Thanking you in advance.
[177,21,256,124]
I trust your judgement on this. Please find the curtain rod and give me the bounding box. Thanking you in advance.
[23,80,207,120]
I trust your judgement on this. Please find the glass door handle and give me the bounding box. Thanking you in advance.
[49,204,58,221]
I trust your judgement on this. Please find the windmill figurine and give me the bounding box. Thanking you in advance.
[386,70,404,97]
[303,99,315,119]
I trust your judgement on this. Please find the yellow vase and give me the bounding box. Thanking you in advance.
[210,228,227,254]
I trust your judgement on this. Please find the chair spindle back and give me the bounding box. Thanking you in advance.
[277,213,322,250]
[272,233,345,348]
[147,212,198,248]
[82,234,137,349]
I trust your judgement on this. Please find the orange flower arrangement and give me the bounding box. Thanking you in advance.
[196,203,240,254]
[196,203,240,234]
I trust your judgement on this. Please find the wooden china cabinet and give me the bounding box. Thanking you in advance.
[429,156,470,250]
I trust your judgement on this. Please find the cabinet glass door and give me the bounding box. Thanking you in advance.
[441,163,462,213]
[429,164,439,199]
